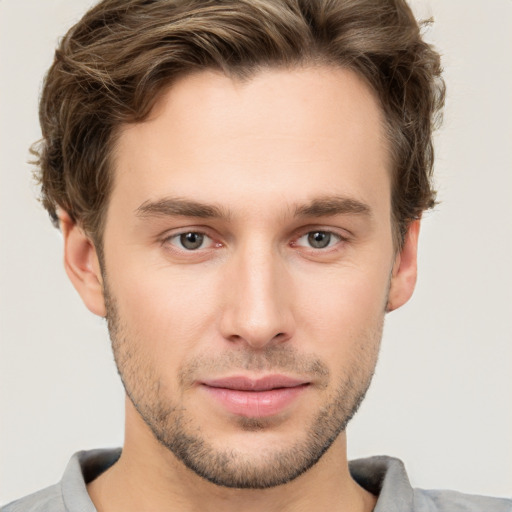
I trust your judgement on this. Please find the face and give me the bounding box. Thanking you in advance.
[68,66,418,489]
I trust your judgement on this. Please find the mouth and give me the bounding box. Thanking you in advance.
[200,375,310,418]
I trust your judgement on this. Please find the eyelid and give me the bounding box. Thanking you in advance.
[291,225,351,241]
[289,226,351,254]
[158,224,350,253]
[295,231,341,245]
[160,227,221,250]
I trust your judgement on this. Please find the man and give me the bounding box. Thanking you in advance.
[2,0,510,511]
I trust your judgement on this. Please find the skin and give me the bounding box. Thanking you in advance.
[61,65,419,512]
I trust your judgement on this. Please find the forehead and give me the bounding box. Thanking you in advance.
[110,65,390,223]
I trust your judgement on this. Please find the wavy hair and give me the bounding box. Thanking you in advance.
[34,0,445,248]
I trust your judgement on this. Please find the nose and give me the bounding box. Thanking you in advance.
[219,241,295,350]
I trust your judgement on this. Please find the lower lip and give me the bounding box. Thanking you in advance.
[202,384,308,418]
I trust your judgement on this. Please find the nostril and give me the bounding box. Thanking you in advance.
[272,332,289,342]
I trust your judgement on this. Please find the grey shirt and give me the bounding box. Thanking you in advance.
[2,449,511,511]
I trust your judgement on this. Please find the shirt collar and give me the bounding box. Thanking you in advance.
[61,449,412,511]
[350,455,414,511]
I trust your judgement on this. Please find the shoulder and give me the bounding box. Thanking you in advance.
[1,448,120,512]
[414,488,512,512]
[350,456,511,512]
[1,484,65,512]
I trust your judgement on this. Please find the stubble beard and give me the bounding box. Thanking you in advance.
[104,282,382,489]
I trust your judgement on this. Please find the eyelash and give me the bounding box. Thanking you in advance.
[292,230,344,250]
[164,231,220,251]
[162,228,348,254]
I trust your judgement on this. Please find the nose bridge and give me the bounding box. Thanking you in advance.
[221,236,293,348]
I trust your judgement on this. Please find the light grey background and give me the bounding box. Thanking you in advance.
[1,0,511,505]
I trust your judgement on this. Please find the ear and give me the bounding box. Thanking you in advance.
[387,220,420,313]
[59,211,106,317]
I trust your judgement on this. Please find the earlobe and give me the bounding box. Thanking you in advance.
[387,220,420,313]
[59,211,106,317]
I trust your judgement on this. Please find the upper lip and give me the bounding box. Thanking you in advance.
[201,375,309,391]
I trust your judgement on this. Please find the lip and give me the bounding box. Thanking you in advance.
[202,375,308,391]
[200,375,310,418]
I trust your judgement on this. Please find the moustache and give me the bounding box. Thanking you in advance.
[178,344,330,389]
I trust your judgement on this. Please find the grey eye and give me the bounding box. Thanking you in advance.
[307,231,332,249]
[179,232,205,250]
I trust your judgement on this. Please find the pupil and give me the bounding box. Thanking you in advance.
[308,231,330,249]
[181,232,203,250]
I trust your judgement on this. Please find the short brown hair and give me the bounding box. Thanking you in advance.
[35,0,444,247]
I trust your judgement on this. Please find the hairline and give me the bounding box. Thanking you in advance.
[90,61,404,261]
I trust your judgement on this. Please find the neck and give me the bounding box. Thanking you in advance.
[87,399,376,512]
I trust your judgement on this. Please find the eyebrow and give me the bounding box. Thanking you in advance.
[136,197,231,219]
[293,196,372,218]
[135,195,371,220]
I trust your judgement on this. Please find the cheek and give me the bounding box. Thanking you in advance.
[108,262,221,364]
[293,261,390,359]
